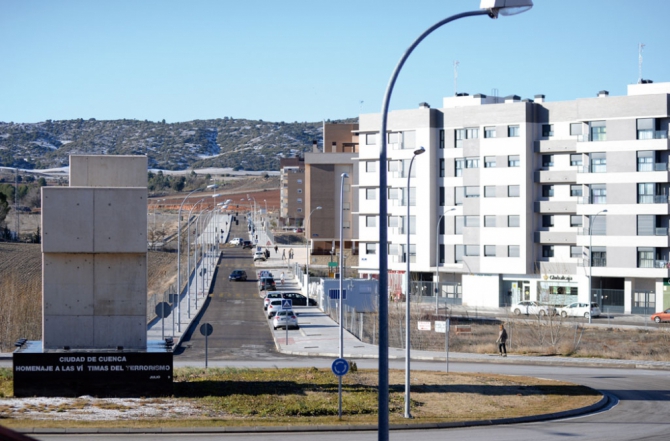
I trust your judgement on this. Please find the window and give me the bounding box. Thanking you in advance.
[637,215,656,236]
[570,154,583,166]
[455,216,479,234]
[542,185,554,197]
[570,123,582,136]
[484,126,496,138]
[366,161,377,173]
[542,245,554,258]
[440,187,445,206]
[455,245,464,263]
[466,127,479,139]
[365,133,376,145]
[508,155,520,167]
[508,185,520,197]
[542,215,554,227]
[542,154,554,167]
[297,208,302,213]
[439,244,445,263]
[570,215,583,227]
[508,125,520,137]
[455,159,464,177]
[590,121,606,142]
[388,188,399,201]
[589,215,607,236]
[342,202,350,210]
[439,216,445,235]
[542,124,554,137]
[638,248,655,268]
[405,187,417,207]
[484,186,496,198]
[484,245,496,257]
[439,129,445,149]
[590,184,606,204]
[484,215,496,227]
[570,185,582,197]
[388,160,399,172]
[343,221,350,229]
[297,188,302,194]
[637,151,654,171]
[484,156,496,168]
[297,179,303,184]
[366,189,376,200]
[388,132,400,144]
[365,243,377,255]
[570,246,582,258]
[402,131,416,150]
[439,158,445,177]
[297,198,302,204]
[465,186,480,198]
[591,247,606,267]
[465,157,479,169]
[638,183,655,204]
[455,129,466,148]
[465,245,480,256]
[590,152,606,173]
[409,215,416,235]
[366,216,377,227]
[508,215,520,227]
[637,118,655,140]
[400,159,417,178]
[388,216,400,228]
[508,245,520,257]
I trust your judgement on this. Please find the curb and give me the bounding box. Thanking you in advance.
[17,393,611,435]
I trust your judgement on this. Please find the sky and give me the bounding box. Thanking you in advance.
[1,0,670,124]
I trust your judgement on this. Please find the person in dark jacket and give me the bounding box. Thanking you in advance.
[497,324,508,357]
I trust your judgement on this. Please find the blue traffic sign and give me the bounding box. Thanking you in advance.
[331,358,349,376]
[282,299,293,309]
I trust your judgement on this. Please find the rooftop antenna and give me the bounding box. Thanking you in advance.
[638,43,645,84]
[453,60,460,95]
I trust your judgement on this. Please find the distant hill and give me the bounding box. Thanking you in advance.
[0,117,356,171]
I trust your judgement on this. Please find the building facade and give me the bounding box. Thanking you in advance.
[354,82,670,314]
[279,157,305,227]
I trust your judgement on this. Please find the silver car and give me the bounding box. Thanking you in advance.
[557,302,601,318]
[510,301,555,316]
[272,310,299,330]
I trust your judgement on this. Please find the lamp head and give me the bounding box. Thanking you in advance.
[413,146,426,156]
[211,193,221,198]
[342,173,349,178]
[206,184,219,189]
[480,0,533,18]
[317,206,322,210]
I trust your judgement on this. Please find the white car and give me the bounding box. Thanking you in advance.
[229,237,244,245]
[557,302,601,318]
[253,251,267,262]
[510,301,555,316]
[272,310,299,330]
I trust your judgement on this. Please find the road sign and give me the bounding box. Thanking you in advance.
[417,321,431,331]
[282,299,293,309]
[266,240,272,246]
[331,358,349,376]
[328,261,338,268]
[155,302,171,318]
[435,321,447,333]
[200,323,213,336]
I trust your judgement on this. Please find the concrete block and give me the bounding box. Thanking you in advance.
[43,254,94,316]
[41,188,94,253]
[93,254,146,316]
[43,315,95,349]
[93,188,147,253]
[93,316,147,349]
[70,155,148,188]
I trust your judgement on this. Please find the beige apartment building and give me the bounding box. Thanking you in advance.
[279,157,305,227]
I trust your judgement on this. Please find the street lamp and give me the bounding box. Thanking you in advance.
[376,1,533,437]
[177,188,203,332]
[404,146,424,419]
[338,172,348,419]
[435,207,456,314]
[305,206,322,296]
[588,209,607,324]
[186,198,205,321]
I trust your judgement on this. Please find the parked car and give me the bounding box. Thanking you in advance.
[242,240,253,249]
[272,310,299,330]
[510,301,555,316]
[228,269,247,281]
[253,251,267,261]
[266,299,285,319]
[651,308,670,323]
[229,237,244,246]
[258,270,273,279]
[274,291,317,307]
[263,292,283,310]
[293,228,303,233]
[258,277,276,291]
[556,302,601,318]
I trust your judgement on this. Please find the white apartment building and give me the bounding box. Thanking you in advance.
[355,81,670,314]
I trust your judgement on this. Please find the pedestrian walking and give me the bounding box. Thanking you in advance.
[289,248,294,260]
[274,245,278,254]
[280,272,285,285]
[497,324,508,357]
[282,249,286,261]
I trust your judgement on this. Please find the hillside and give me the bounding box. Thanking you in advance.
[0,117,356,171]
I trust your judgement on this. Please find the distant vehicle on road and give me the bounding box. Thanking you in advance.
[229,269,247,282]
[272,310,299,330]
[229,237,244,246]
[510,301,555,316]
[557,302,600,318]
[242,240,253,249]
[253,251,267,261]
[293,228,303,233]
[258,277,276,291]
[266,299,285,319]
[651,308,670,323]
[263,292,283,310]
[264,291,316,307]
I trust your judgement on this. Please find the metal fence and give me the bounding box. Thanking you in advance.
[147,281,177,323]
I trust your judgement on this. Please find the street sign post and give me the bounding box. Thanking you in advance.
[200,323,214,368]
[332,358,349,419]
[282,299,292,343]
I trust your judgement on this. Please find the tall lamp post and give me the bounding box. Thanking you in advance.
[375,1,533,437]
[305,206,322,297]
[177,188,203,332]
[186,198,205,321]
[404,147,424,418]
[588,209,607,324]
[338,172,348,419]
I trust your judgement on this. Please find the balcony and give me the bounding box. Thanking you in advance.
[638,130,668,140]
[638,195,670,204]
[638,259,670,269]
[577,196,607,205]
[577,165,607,173]
[637,162,670,172]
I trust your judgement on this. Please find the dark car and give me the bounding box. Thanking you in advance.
[280,292,317,307]
[229,270,247,281]
[242,240,253,249]
[258,277,276,291]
